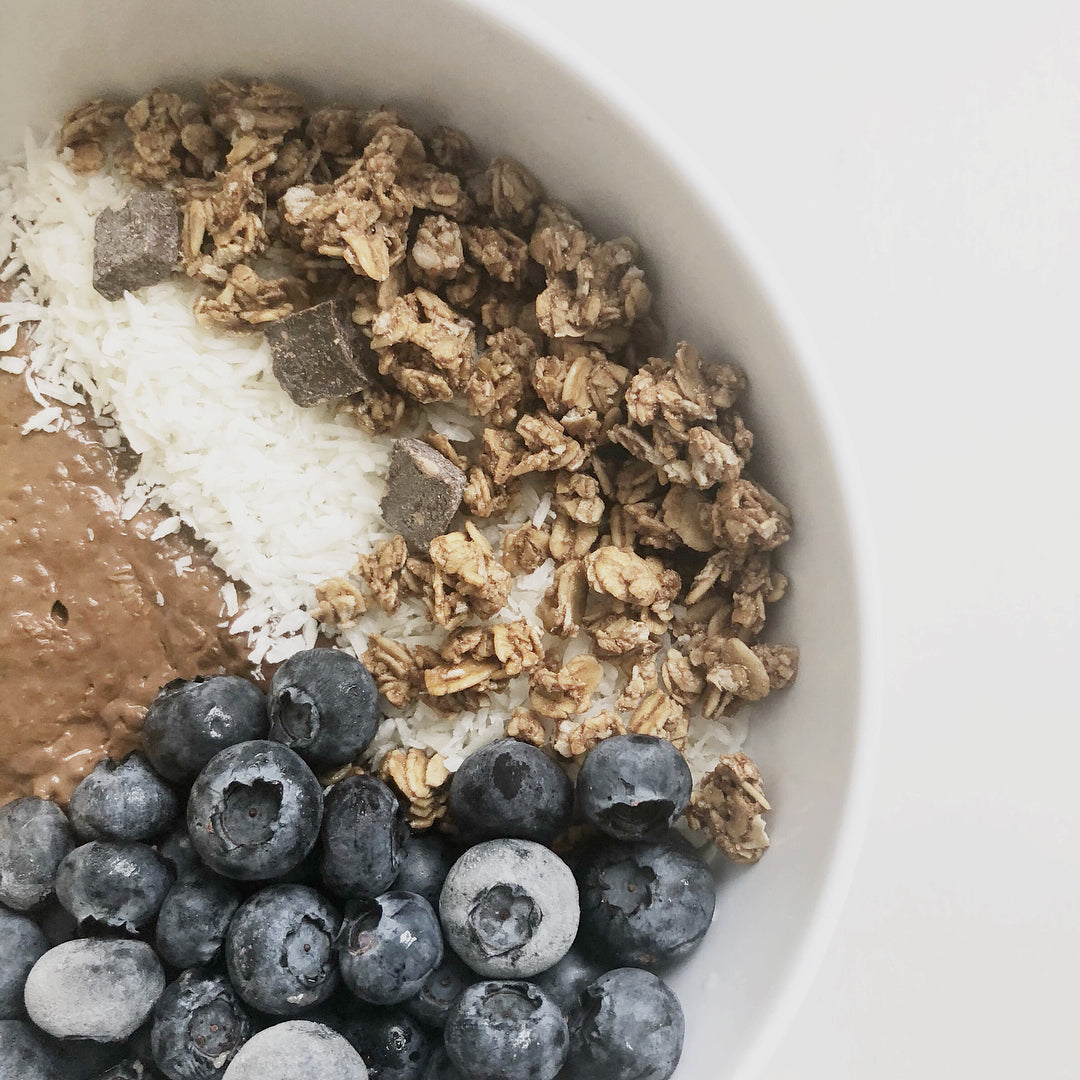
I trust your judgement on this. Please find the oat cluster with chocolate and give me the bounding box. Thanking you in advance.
[62,79,797,860]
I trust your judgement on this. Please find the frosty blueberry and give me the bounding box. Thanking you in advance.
[269,649,380,770]
[225,884,340,1016]
[576,735,691,840]
[440,839,578,979]
[564,968,684,1080]
[186,741,323,881]
[444,981,568,1080]
[337,890,443,1005]
[142,677,268,784]
[68,752,178,842]
[576,837,714,968]
[448,739,572,845]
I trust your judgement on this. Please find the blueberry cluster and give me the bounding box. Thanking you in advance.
[0,649,714,1080]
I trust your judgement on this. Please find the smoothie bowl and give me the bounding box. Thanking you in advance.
[0,2,875,1078]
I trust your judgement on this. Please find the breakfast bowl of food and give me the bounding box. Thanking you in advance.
[0,1,876,1078]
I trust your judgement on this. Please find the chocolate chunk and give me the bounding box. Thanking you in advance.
[92,189,180,302]
[381,439,467,552]
[264,298,379,408]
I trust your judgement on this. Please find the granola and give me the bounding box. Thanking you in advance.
[684,753,772,864]
[378,747,452,830]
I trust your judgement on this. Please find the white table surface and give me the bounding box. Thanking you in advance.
[518,1,1080,1076]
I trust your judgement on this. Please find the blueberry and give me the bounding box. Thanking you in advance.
[576,837,715,968]
[564,968,684,1080]
[0,797,76,911]
[268,649,380,770]
[448,740,572,845]
[143,677,268,783]
[55,840,172,933]
[531,946,605,1016]
[155,869,242,970]
[319,774,409,898]
[439,839,578,979]
[576,736,692,841]
[187,741,323,881]
[38,897,79,946]
[221,1021,368,1080]
[334,1005,433,1080]
[0,1019,82,1080]
[423,1047,466,1080]
[393,833,455,907]
[155,826,203,881]
[151,969,253,1080]
[0,905,48,1019]
[24,938,165,1041]
[68,753,179,843]
[337,891,443,1005]
[444,981,568,1080]
[226,884,340,1016]
[403,953,474,1028]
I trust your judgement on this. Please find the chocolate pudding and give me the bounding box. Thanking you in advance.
[0,329,251,803]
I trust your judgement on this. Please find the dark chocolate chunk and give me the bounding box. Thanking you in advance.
[264,298,379,407]
[92,188,180,302]
[381,438,467,552]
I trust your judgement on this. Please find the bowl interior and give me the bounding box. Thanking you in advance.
[1,2,871,1076]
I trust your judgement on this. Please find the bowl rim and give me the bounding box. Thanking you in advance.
[455,0,882,1074]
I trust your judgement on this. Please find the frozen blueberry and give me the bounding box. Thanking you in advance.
[187,741,323,881]
[0,905,48,1019]
[319,774,409,898]
[226,884,340,1016]
[337,891,443,1005]
[68,753,179,842]
[24,938,165,1041]
[221,1019,369,1080]
[334,1006,433,1080]
[142,677,268,784]
[151,969,252,1080]
[576,837,715,969]
[38,897,79,946]
[2,1029,121,1080]
[155,826,204,881]
[444,981,568,1080]
[403,953,474,1028]
[269,649,380,770]
[423,1048,466,1080]
[531,946,605,1016]
[448,740,572,845]
[576,736,692,841]
[221,1021,368,1080]
[0,1019,81,1080]
[55,840,172,933]
[440,839,578,979]
[0,797,76,911]
[155,869,242,970]
[393,833,455,908]
[564,968,684,1080]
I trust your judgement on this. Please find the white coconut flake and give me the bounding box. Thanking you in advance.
[150,516,182,541]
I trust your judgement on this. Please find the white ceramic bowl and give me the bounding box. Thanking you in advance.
[1,2,878,1077]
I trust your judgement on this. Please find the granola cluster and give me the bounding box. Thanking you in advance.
[62,80,798,863]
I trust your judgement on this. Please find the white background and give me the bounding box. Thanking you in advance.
[525,1,1080,1076]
